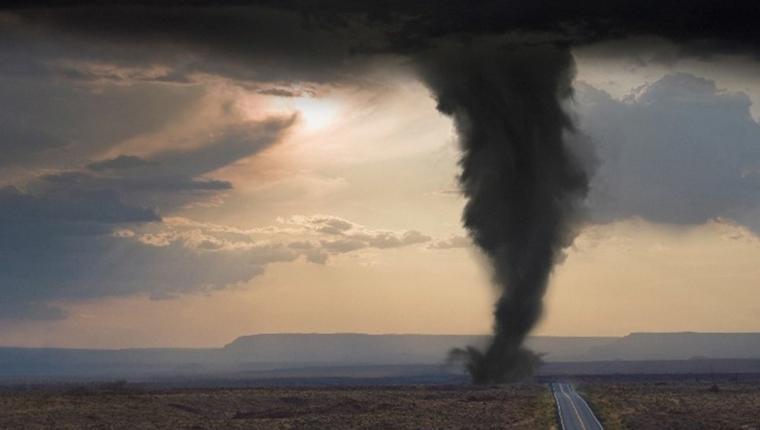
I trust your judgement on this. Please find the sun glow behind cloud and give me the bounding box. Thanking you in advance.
[205,79,462,236]
[291,96,341,131]
[266,95,341,132]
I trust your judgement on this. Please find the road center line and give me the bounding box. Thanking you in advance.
[564,389,588,430]
[552,384,567,430]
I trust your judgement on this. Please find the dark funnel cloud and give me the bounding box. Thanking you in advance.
[3,0,760,381]
[417,44,587,383]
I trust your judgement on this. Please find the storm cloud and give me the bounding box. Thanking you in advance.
[580,73,760,232]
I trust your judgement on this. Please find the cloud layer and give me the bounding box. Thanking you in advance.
[2,2,760,329]
[579,73,760,232]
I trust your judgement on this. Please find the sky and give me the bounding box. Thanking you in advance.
[2,5,760,348]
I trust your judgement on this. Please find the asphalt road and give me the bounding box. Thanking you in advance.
[552,383,604,430]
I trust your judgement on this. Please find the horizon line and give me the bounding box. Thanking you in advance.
[2,330,760,351]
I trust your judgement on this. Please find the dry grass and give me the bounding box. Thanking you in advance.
[582,381,760,430]
[0,383,557,429]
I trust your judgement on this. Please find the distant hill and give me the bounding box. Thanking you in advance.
[224,333,483,365]
[223,333,616,364]
[580,332,760,360]
[1,332,759,381]
[223,332,760,363]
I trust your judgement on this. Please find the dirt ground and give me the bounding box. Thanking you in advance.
[582,380,760,430]
[0,383,557,429]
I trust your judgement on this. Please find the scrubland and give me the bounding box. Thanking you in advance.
[583,380,760,430]
[0,383,557,429]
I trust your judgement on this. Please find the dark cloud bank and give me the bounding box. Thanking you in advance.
[2,1,760,383]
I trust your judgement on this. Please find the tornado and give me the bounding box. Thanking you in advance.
[417,43,589,383]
